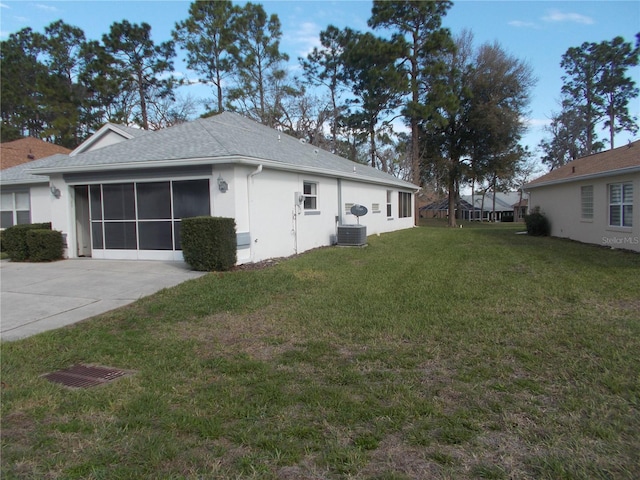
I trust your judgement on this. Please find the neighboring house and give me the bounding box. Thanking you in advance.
[1,112,418,263]
[525,140,639,252]
[0,137,71,170]
[513,198,528,223]
[1,138,72,228]
[420,192,527,222]
[420,198,475,219]
[0,124,144,229]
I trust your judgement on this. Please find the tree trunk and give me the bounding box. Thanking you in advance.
[518,188,522,222]
[369,123,377,169]
[609,102,615,149]
[138,71,148,130]
[491,175,497,222]
[216,70,224,113]
[471,181,475,221]
[447,159,457,227]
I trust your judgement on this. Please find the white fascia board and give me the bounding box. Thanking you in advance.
[0,178,49,186]
[525,165,640,190]
[30,155,419,191]
[232,157,419,190]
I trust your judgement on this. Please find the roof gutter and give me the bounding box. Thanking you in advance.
[29,155,419,190]
[0,178,49,186]
[525,165,640,190]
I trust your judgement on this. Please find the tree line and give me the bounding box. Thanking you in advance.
[2,1,637,226]
[539,34,640,170]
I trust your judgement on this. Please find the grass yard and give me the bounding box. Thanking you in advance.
[1,223,639,479]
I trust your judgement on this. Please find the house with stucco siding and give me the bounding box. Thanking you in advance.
[1,112,418,263]
[525,140,639,252]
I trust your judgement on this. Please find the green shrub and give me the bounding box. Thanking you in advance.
[26,229,64,262]
[181,216,237,271]
[3,223,52,261]
[524,207,551,236]
[0,229,5,252]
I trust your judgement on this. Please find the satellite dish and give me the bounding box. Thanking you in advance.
[350,204,368,224]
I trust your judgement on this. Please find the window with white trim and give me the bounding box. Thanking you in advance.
[303,181,317,210]
[372,203,380,213]
[1,191,31,228]
[609,182,633,227]
[398,192,412,218]
[386,190,392,217]
[581,185,593,220]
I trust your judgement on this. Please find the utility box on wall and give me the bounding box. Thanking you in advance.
[336,224,367,246]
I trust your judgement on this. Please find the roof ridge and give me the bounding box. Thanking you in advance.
[195,115,242,155]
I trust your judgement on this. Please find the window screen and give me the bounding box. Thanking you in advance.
[173,179,210,218]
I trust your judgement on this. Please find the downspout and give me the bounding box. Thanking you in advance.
[247,164,263,262]
[335,178,343,244]
[337,178,343,225]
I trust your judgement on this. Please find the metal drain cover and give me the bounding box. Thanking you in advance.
[43,364,130,388]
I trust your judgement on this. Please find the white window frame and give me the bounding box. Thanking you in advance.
[1,190,31,228]
[580,185,593,221]
[386,190,393,218]
[608,182,633,228]
[303,181,318,210]
[398,192,412,218]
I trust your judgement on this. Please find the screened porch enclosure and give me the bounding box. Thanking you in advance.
[75,179,210,259]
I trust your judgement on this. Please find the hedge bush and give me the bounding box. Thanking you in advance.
[26,229,64,262]
[524,207,551,236]
[3,223,52,261]
[181,216,237,271]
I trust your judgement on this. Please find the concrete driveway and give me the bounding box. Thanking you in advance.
[0,259,205,341]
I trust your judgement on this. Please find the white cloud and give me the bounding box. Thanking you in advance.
[0,3,10,9]
[508,20,538,29]
[542,9,594,25]
[525,118,552,129]
[35,3,58,12]
[284,21,322,59]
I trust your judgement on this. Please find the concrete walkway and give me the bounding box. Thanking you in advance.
[0,259,205,341]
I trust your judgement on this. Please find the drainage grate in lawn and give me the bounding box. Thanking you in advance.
[43,364,131,388]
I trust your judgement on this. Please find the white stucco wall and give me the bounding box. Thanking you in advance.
[528,172,640,252]
[29,184,52,224]
[225,166,415,263]
[47,174,76,258]
[50,164,416,263]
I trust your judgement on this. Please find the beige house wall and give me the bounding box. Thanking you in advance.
[528,172,640,252]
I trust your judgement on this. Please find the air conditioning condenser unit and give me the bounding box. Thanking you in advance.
[336,224,367,246]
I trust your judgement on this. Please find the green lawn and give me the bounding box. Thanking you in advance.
[2,224,639,479]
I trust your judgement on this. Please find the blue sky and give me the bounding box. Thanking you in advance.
[2,0,639,165]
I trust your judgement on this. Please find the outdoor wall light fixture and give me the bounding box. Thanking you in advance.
[217,175,228,193]
[50,184,61,198]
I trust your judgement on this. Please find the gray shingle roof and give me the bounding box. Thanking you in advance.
[28,112,417,189]
[109,123,149,138]
[0,153,68,185]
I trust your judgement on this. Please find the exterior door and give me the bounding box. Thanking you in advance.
[74,186,92,257]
